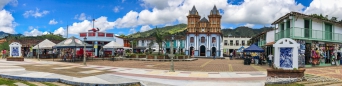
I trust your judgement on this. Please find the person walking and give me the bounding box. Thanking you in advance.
[213,52,216,60]
[229,52,233,60]
[268,54,273,67]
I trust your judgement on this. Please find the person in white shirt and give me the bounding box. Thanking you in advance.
[268,54,273,67]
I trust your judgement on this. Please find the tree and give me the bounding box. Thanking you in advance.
[148,40,154,54]
[154,26,166,55]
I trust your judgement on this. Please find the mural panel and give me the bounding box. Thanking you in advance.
[11,47,19,56]
[280,47,293,68]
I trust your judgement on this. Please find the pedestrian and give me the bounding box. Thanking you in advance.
[268,54,273,67]
[213,52,216,60]
[229,52,233,60]
[2,49,6,59]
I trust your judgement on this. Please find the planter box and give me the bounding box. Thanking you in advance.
[178,56,184,59]
[147,55,154,59]
[267,68,305,78]
[157,56,164,59]
[129,54,136,58]
[138,55,146,58]
[7,57,24,61]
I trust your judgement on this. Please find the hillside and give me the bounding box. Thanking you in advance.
[129,24,273,38]
[129,24,187,38]
[221,26,273,37]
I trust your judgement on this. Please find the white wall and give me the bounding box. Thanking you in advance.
[334,25,342,41]
[114,36,124,46]
[294,18,304,28]
[266,30,275,43]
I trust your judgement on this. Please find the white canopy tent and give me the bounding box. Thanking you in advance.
[103,41,124,48]
[33,39,56,49]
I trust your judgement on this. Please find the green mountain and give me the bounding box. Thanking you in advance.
[128,24,273,38]
[221,26,273,37]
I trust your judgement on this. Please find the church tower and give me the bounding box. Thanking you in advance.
[185,5,223,58]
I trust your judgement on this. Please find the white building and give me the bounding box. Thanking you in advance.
[272,11,342,67]
[222,36,251,54]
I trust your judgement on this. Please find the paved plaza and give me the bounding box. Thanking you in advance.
[0,58,342,86]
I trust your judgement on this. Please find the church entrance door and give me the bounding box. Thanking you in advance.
[200,45,206,56]
[212,47,216,56]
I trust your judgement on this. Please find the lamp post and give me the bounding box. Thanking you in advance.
[37,40,40,61]
[168,35,175,72]
[83,37,87,66]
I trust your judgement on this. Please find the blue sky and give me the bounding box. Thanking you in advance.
[0,0,341,38]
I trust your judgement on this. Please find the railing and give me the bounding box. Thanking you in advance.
[79,32,114,37]
[275,27,342,42]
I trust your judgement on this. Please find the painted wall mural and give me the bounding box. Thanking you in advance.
[296,40,306,67]
[280,47,293,68]
[11,47,19,56]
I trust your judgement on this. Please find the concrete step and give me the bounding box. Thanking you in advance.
[13,82,29,86]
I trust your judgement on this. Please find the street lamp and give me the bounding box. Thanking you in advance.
[168,35,175,72]
[37,40,40,61]
[83,37,87,66]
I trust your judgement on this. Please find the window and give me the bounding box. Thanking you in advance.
[201,37,205,43]
[236,40,239,46]
[230,40,233,45]
[242,40,245,46]
[142,40,145,46]
[212,37,216,43]
[190,37,194,43]
[202,28,204,32]
[224,40,228,46]
[304,19,310,38]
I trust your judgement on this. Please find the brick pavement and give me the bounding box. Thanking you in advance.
[49,58,272,72]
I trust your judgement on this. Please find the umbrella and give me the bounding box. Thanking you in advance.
[53,36,92,48]
[33,39,56,49]
[243,44,265,52]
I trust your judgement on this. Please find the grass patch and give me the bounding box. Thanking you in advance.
[42,82,58,86]
[265,83,304,86]
[0,78,16,86]
[20,81,37,86]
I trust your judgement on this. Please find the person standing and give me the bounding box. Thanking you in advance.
[2,49,6,59]
[268,54,273,67]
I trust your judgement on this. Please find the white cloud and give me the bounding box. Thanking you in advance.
[9,0,17,7]
[122,0,125,3]
[54,16,115,35]
[23,8,49,18]
[304,0,342,20]
[140,25,152,32]
[0,0,15,9]
[129,28,136,34]
[49,19,58,25]
[114,0,308,28]
[74,13,92,20]
[0,9,16,34]
[113,6,123,13]
[23,29,48,36]
[244,23,254,28]
[53,27,66,37]
[22,3,26,6]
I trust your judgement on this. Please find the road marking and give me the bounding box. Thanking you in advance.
[250,65,265,71]
[200,60,213,67]
[228,64,233,71]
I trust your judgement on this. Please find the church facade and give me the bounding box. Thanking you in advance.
[185,5,223,57]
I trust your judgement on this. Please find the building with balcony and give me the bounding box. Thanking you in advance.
[272,12,342,66]
[185,5,223,57]
[135,36,186,54]
[249,29,275,56]
[222,36,251,54]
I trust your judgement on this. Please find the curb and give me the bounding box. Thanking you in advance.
[0,74,142,86]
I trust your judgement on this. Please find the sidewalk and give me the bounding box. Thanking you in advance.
[0,59,266,86]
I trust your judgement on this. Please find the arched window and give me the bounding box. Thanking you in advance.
[212,37,216,43]
[190,37,194,43]
[201,37,205,43]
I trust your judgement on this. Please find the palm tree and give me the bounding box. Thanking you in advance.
[154,26,166,55]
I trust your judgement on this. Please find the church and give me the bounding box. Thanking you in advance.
[185,5,223,57]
